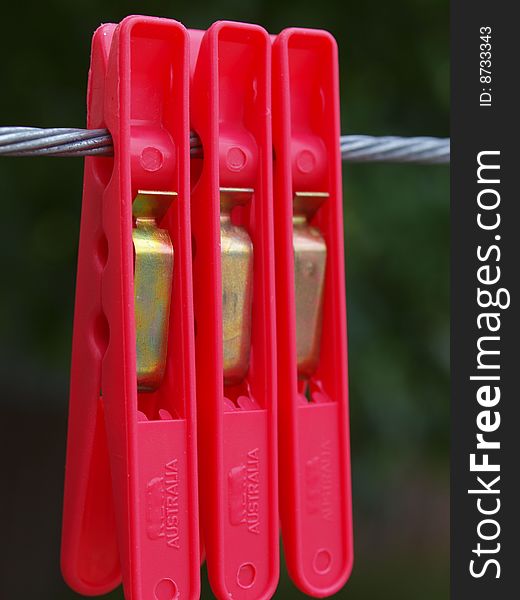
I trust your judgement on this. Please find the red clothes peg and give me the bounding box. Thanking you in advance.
[62,15,352,600]
[61,16,200,600]
[188,21,279,600]
[272,28,354,597]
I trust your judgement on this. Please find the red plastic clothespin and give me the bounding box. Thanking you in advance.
[188,21,279,600]
[272,28,354,597]
[61,16,200,600]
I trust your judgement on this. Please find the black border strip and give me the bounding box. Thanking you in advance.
[452,1,520,597]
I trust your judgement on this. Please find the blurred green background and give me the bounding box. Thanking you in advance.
[0,1,448,598]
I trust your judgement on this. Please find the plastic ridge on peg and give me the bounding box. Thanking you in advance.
[272,28,354,597]
[61,16,200,600]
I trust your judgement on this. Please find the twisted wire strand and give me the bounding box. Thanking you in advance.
[340,135,449,164]
[0,127,449,164]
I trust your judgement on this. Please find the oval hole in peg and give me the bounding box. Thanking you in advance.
[132,190,176,392]
[293,191,329,384]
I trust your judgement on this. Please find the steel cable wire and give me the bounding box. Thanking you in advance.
[0,127,449,164]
